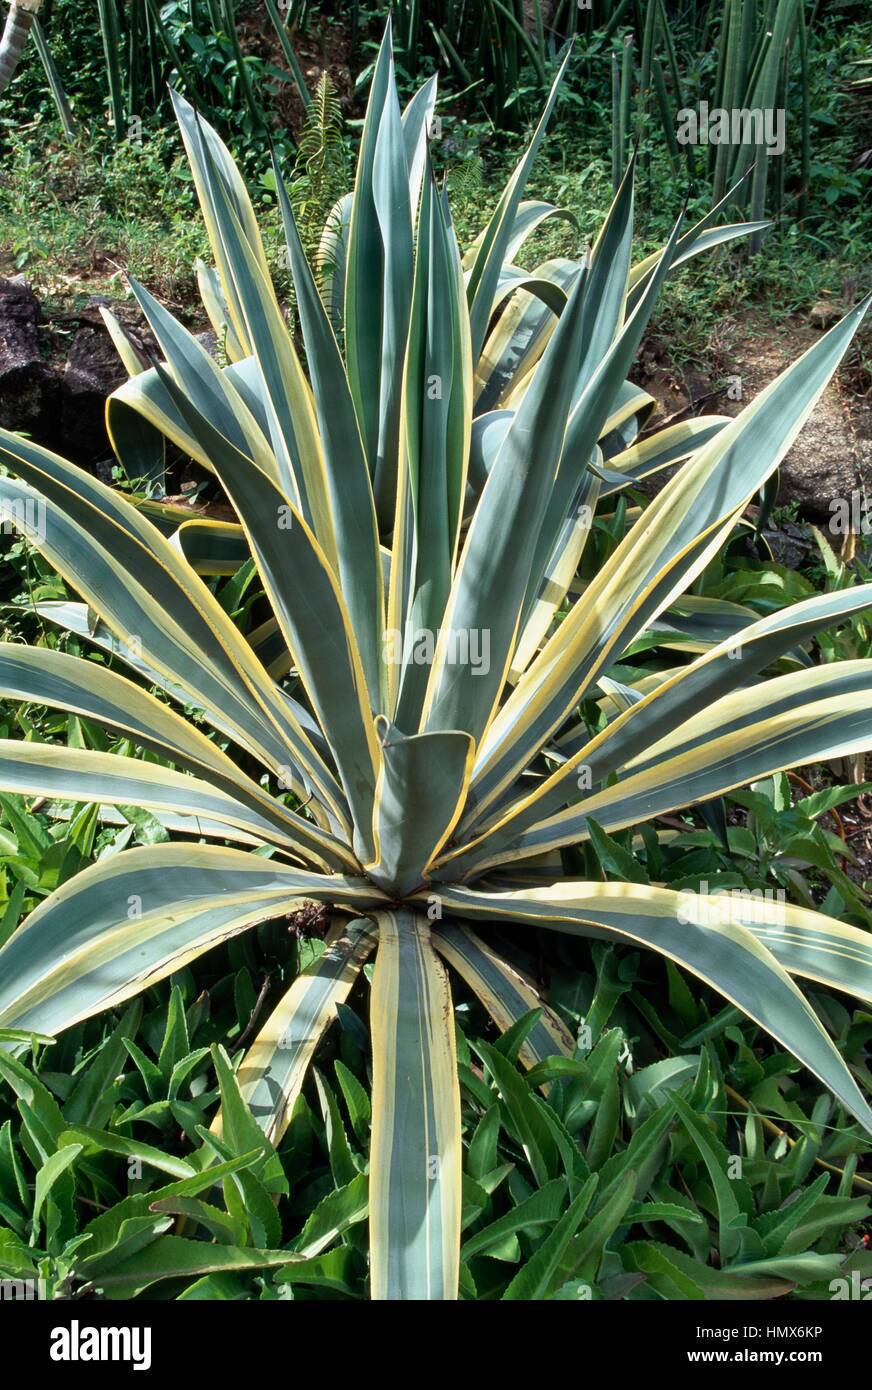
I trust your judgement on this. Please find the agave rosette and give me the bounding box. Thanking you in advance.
[0,26,871,1300]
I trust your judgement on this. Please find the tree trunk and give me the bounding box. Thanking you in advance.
[0,0,43,96]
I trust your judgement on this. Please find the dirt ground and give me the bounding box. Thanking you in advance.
[637,309,872,521]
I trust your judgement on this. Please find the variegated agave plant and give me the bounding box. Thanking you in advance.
[1,26,871,1300]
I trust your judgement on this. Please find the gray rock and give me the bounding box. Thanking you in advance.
[808,300,842,330]
[0,283,163,467]
[0,276,59,439]
[61,318,129,461]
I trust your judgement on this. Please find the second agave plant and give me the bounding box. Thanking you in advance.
[0,24,870,1300]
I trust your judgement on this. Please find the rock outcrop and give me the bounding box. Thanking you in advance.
[0,277,157,467]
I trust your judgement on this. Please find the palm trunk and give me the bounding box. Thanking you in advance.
[0,0,43,95]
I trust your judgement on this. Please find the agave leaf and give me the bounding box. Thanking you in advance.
[0,643,321,859]
[401,72,438,211]
[450,586,872,870]
[422,258,592,744]
[422,881,872,1132]
[367,723,474,896]
[194,258,247,362]
[214,919,377,1147]
[0,438,346,827]
[0,740,312,862]
[597,416,731,496]
[432,923,574,1066]
[0,845,383,1038]
[146,350,381,863]
[463,199,577,275]
[344,21,415,532]
[272,155,384,710]
[390,163,472,727]
[456,665,872,872]
[475,257,582,412]
[466,297,872,827]
[521,201,687,637]
[466,46,574,362]
[369,910,461,1300]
